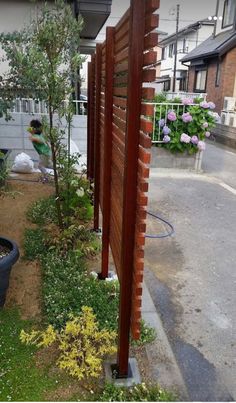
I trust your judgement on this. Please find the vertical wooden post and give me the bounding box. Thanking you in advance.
[90,55,95,181]
[117,0,146,377]
[87,61,92,180]
[94,45,102,231]
[100,27,115,279]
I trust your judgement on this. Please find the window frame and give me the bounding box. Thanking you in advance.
[169,43,174,58]
[222,0,236,28]
[194,67,208,93]
[161,46,166,60]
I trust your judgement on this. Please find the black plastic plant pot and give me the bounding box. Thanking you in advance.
[0,237,19,307]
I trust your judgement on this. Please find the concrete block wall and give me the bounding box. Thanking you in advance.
[0,113,87,161]
[212,123,236,149]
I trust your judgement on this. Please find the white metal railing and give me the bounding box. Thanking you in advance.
[165,92,207,101]
[146,102,198,143]
[6,98,87,115]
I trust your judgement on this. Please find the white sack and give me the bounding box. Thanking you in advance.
[11,152,34,173]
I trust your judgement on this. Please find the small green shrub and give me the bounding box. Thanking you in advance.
[24,228,46,260]
[26,196,58,225]
[41,250,119,331]
[132,319,156,346]
[98,382,176,401]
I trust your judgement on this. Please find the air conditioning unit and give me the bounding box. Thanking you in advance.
[223,97,236,111]
[221,111,236,126]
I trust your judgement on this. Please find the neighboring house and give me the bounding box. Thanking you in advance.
[181,0,236,113]
[158,19,214,93]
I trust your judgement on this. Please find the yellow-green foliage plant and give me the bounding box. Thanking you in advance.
[20,306,117,380]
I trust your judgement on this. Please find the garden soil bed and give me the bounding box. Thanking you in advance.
[0,174,53,319]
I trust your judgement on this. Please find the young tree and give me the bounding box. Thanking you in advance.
[0,0,83,228]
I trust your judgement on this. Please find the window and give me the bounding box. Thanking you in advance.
[215,62,221,87]
[169,44,174,58]
[222,0,236,28]
[194,68,207,92]
[161,47,167,60]
[163,79,171,91]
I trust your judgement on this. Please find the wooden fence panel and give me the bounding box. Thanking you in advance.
[90,0,159,376]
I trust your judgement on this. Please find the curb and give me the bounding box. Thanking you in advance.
[142,282,189,400]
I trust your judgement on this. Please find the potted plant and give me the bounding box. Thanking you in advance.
[0,148,11,188]
[0,237,19,307]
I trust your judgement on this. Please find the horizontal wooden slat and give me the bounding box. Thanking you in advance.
[145,14,159,34]
[142,87,155,100]
[114,74,128,86]
[139,147,151,164]
[140,118,153,133]
[138,179,149,193]
[115,34,129,55]
[139,132,152,148]
[113,86,128,97]
[113,115,126,132]
[141,103,154,116]
[113,105,127,121]
[138,160,150,178]
[114,61,129,74]
[137,191,148,206]
[143,69,156,82]
[115,8,130,33]
[144,32,158,51]
[143,51,157,66]
[113,96,127,109]
[115,19,129,43]
[115,47,129,64]
[145,0,160,14]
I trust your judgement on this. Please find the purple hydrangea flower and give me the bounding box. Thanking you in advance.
[162,125,171,135]
[191,135,199,145]
[197,140,206,151]
[208,102,215,110]
[200,101,209,109]
[159,118,165,128]
[205,131,211,138]
[202,122,209,128]
[182,98,194,105]
[182,112,193,123]
[167,111,177,121]
[163,135,171,143]
[180,133,191,143]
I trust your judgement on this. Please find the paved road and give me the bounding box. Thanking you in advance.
[145,142,236,401]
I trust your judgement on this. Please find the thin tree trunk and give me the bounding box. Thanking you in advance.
[49,106,63,229]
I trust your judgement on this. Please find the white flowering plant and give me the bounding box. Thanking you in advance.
[154,98,219,154]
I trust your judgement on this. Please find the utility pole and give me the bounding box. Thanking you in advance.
[172,4,180,92]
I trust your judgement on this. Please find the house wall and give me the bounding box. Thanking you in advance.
[160,24,214,92]
[188,47,236,113]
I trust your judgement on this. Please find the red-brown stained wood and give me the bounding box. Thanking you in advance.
[114,61,129,74]
[143,69,156,83]
[113,115,126,132]
[115,48,129,64]
[115,8,130,33]
[113,96,127,109]
[137,191,148,206]
[113,87,128,97]
[138,160,150,178]
[94,44,102,230]
[143,51,157,66]
[141,103,154,116]
[114,74,128,86]
[139,132,152,148]
[140,118,153,134]
[145,0,160,14]
[115,34,129,55]
[138,179,149,192]
[139,147,151,164]
[113,105,127,121]
[145,14,159,34]
[144,32,158,50]
[142,87,155,100]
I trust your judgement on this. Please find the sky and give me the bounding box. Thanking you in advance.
[81,0,218,87]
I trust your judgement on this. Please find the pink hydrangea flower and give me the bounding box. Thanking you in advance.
[197,141,206,151]
[208,102,215,110]
[182,98,194,105]
[167,111,177,121]
[200,101,209,109]
[202,122,208,128]
[163,135,171,143]
[205,131,211,138]
[191,135,199,145]
[182,112,193,123]
[180,133,191,143]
